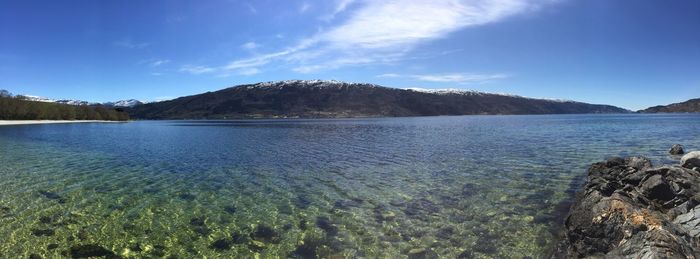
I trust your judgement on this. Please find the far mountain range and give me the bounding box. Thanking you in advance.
[10,80,699,119]
[16,95,143,108]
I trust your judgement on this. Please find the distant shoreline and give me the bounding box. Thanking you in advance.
[0,120,126,126]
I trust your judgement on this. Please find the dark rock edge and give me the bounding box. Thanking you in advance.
[552,154,700,258]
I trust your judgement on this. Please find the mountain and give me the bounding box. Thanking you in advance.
[638,98,700,113]
[103,99,144,107]
[127,80,628,119]
[14,94,143,107]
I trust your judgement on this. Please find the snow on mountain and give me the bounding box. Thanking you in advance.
[16,94,143,107]
[251,79,379,90]
[103,99,144,107]
[404,87,576,103]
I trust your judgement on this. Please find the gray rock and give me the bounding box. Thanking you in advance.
[553,156,700,258]
[670,144,685,155]
[674,207,700,237]
[681,151,700,169]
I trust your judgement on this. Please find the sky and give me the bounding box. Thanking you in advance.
[0,0,699,110]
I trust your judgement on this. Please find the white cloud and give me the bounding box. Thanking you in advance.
[412,73,509,83]
[114,38,151,49]
[238,68,261,76]
[179,65,216,74]
[241,41,259,50]
[320,0,357,21]
[376,73,401,78]
[299,2,311,13]
[198,0,556,74]
[246,3,257,14]
[149,59,170,67]
[376,72,509,84]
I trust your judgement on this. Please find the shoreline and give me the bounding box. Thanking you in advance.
[0,120,127,126]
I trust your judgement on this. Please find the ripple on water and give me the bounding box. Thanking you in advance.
[1,114,699,257]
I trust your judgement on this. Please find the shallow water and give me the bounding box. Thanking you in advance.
[1,114,699,258]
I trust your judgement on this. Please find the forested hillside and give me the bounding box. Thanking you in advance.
[0,90,129,121]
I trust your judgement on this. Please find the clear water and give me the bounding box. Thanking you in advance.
[1,114,699,258]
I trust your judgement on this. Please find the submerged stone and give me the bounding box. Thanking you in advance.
[407,248,438,259]
[39,190,66,203]
[129,243,142,252]
[231,232,249,244]
[295,195,312,209]
[248,240,266,252]
[299,219,308,230]
[251,225,280,244]
[178,193,196,201]
[69,244,115,258]
[31,228,54,236]
[189,218,205,226]
[316,216,339,236]
[210,238,233,251]
[290,237,325,258]
[224,205,237,214]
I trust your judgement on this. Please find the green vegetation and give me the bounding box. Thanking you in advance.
[0,90,129,121]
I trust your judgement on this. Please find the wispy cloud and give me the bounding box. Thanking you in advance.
[246,3,257,14]
[241,41,259,50]
[114,38,151,49]
[376,72,510,84]
[376,73,401,78]
[184,0,556,75]
[149,59,170,67]
[413,73,509,83]
[179,65,216,75]
[299,2,311,13]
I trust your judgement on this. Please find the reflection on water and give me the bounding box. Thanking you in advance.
[0,114,698,258]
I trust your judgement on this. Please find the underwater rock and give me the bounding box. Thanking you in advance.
[224,205,237,214]
[189,217,205,226]
[670,144,685,155]
[316,216,339,236]
[177,193,196,201]
[681,151,700,169]
[231,232,249,244]
[210,238,233,251]
[248,240,266,252]
[69,244,115,258]
[31,228,54,236]
[407,248,438,259]
[295,195,312,209]
[38,190,67,203]
[251,224,281,244]
[553,155,700,258]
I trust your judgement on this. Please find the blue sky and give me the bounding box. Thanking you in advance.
[1,0,698,110]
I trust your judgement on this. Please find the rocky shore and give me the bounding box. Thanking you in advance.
[554,147,700,258]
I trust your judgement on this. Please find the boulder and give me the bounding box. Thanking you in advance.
[681,151,700,169]
[670,144,685,155]
[553,155,700,258]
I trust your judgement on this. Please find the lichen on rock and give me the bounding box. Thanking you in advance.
[553,153,700,258]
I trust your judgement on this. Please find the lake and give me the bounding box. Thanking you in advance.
[1,114,699,258]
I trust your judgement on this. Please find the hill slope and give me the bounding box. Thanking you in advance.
[127,80,628,119]
[638,98,700,113]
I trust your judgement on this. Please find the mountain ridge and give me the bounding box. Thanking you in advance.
[638,98,700,113]
[127,80,629,119]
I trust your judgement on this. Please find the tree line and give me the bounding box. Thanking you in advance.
[0,90,129,121]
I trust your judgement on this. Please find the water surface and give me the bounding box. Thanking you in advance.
[1,114,699,258]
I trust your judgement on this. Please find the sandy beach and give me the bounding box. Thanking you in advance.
[0,120,125,126]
